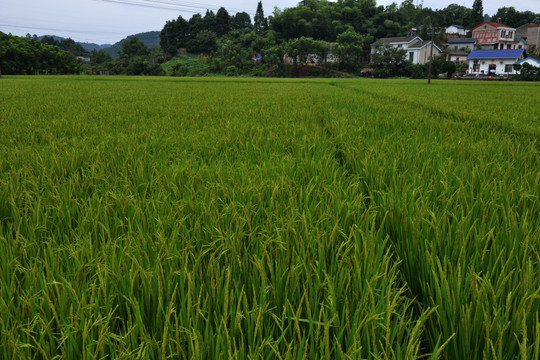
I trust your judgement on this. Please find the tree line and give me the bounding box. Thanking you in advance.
[1,1,538,77]
[0,32,80,75]
[158,0,539,77]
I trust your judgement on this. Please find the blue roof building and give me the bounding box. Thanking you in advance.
[516,57,540,66]
[467,49,524,59]
[467,49,525,75]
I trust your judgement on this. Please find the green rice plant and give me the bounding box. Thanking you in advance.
[0,76,538,359]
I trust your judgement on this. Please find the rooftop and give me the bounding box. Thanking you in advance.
[409,40,431,48]
[471,21,514,31]
[516,57,540,64]
[448,38,476,44]
[378,36,419,43]
[467,49,525,59]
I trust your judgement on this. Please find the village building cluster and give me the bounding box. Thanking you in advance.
[375,18,540,77]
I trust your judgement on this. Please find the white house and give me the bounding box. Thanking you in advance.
[467,49,525,75]
[375,36,443,64]
[446,25,467,36]
[515,57,540,71]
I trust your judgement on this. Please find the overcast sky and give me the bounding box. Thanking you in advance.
[1,0,539,44]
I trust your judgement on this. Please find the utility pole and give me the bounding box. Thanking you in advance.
[427,27,435,85]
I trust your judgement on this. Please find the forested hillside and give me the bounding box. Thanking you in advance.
[103,31,160,57]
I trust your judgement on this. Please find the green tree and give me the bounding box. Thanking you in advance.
[262,44,285,66]
[188,14,204,38]
[203,10,217,34]
[160,16,189,55]
[513,62,540,81]
[230,12,252,30]
[214,29,257,72]
[491,7,537,28]
[285,37,322,65]
[470,0,483,26]
[120,37,148,59]
[195,30,218,53]
[40,36,88,57]
[59,38,88,56]
[216,7,231,37]
[335,30,372,71]
[0,32,79,74]
[440,4,471,28]
[370,40,408,78]
[254,1,268,34]
[89,49,112,64]
[428,55,456,78]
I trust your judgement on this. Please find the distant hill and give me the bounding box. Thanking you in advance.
[38,35,65,42]
[36,31,161,58]
[80,42,112,52]
[39,35,111,52]
[103,31,161,57]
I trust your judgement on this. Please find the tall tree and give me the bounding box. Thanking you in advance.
[215,7,230,36]
[254,1,268,34]
[230,12,252,30]
[120,37,148,59]
[470,0,484,26]
[440,4,471,27]
[160,16,189,55]
[203,10,217,33]
[491,7,537,28]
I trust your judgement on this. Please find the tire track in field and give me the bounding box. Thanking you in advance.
[325,80,540,358]
[318,83,444,357]
[314,103,372,208]
[327,82,540,152]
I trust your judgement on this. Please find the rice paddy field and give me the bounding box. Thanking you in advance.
[0,76,539,359]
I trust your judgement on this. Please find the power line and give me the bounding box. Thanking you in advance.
[1,0,260,42]
[93,0,256,16]
[144,0,255,14]
[0,23,128,36]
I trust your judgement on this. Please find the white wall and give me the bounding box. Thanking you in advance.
[519,59,540,67]
[446,26,466,36]
[468,58,518,75]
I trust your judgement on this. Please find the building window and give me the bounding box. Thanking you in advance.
[456,57,460,61]
[473,60,480,72]
[409,52,414,62]
[505,64,513,73]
